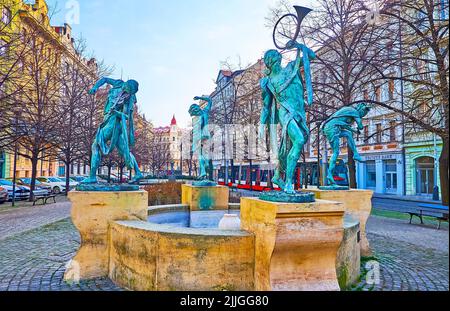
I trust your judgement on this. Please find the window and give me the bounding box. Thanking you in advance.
[375,85,381,102]
[366,161,376,188]
[0,39,8,56]
[363,89,369,100]
[376,124,382,144]
[389,121,397,142]
[388,80,395,100]
[364,126,369,143]
[1,6,12,25]
[440,0,449,19]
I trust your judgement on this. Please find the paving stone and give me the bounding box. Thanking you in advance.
[0,202,448,292]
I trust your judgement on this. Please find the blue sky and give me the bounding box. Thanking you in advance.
[46,0,312,127]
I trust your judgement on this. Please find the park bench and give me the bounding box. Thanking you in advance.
[409,204,449,230]
[32,194,57,206]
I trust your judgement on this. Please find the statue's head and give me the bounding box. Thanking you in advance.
[189,104,202,117]
[264,49,282,73]
[356,103,371,117]
[124,80,139,94]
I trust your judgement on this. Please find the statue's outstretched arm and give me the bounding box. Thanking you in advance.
[279,45,305,92]
[355,116,364,131]
[89,78,122,94]
[194,96,213,114]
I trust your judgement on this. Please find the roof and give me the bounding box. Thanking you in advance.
[152,127,171,134]
[171,115,177,126]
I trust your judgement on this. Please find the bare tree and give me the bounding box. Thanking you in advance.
[148,134,172,177]
[364,0,449,204]
[0,6,30,148]
[267,0,393,188]
[2,25,63,200]
[54,37,101,193]
[132,111,153,175]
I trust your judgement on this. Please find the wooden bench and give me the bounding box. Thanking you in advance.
[33,195,57,206]
[410,204,449,230]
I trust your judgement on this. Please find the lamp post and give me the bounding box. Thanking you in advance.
[12,109,20,207]
[433,133,440,201]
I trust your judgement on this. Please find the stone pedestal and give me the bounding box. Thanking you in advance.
[303,189,373,256]
[241,198,345,291]
[336,215,361,289]
[182,184,229,211]
[64,191,148,281]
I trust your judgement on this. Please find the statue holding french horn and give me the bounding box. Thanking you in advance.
[259,6,317,201]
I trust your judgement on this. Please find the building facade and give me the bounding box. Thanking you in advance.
[1,0,97,180]
[404,132,442,198]
[152,115,183,175]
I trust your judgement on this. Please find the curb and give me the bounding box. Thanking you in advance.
[373,195,442,205]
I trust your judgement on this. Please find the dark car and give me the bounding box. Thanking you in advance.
[5,178,50,197]
[0,186,8,204]
[0,179,30,201]
[18,178,52,195]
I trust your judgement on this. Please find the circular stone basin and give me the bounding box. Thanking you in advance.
[108,205,255,291]
[148,209,240,228]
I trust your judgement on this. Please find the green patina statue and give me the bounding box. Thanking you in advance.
[259,40,316,194]
[189,96,216,186]
[82,78,143,186]
[321,103,371,189]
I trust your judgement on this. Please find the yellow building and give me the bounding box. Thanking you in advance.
[152,115,184,174]
[0,0,97,179]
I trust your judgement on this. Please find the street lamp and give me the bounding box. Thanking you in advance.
[12,108,21,207]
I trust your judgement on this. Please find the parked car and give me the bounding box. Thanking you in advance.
[0,179,30,201]
[17,178,52,196]
[36,177,67,194]
[5,178,50,198]
[0,186,8,204]
[98,175,120,183]
[70,176,88,183]
[56,176,79,188]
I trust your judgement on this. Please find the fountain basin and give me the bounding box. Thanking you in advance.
[108,205,255,291]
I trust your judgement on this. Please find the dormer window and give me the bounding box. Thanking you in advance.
[1,6,12,25]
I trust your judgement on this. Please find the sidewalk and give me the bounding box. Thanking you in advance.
[373,193,445,205]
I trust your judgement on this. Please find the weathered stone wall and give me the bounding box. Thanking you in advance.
[241,198,345,291]
[303,189,373,256]
[65,191,148,281]
[336,215,361,289]
[109,221,255,291]
[182,185,229,211]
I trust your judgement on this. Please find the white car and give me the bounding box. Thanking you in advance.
[37,177,70,194]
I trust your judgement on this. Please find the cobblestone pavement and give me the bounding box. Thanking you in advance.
[352,216,449,291]
[0,219,121,291]
[0,200,448,291]
[0,202,72,240]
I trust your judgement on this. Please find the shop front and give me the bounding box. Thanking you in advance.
[356,152,405,195]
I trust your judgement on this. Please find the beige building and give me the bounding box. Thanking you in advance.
[152,115,183,174]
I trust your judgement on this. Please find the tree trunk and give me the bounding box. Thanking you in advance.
[29,156,39,202]
[348,147,357,189]
[65,161,71,196]
[439,137,449,206]
[108,164,112,183]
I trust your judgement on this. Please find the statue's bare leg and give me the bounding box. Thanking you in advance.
[84,142,102,184]
[327,139,340,186]
[284,122,306,194]
[341,131,364,162]
[117,135,143,182]
[84,122,115,184]
[271,166,285,189]
[199,153,208,180]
